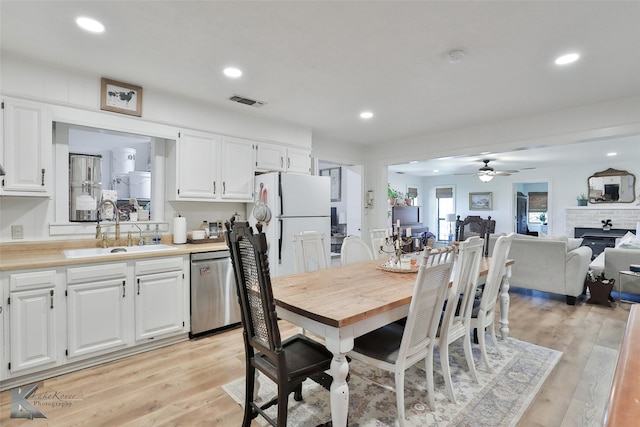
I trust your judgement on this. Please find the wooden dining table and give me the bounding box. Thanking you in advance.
[271,256,514,427]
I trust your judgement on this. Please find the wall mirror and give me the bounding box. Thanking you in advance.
[588,168,636,203]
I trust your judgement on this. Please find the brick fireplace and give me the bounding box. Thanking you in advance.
[566,208,640,238]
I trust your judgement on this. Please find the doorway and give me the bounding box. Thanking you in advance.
[318,161,363,262]
[513,182,549,235]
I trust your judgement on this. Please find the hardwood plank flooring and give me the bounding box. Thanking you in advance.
[0,288,629,426]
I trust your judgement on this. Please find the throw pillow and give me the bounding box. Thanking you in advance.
[615,231,636,248]
[567,237,583,252]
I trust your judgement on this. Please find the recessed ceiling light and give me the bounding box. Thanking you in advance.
[409,161,419,164]
[433,169,439,173]
[76,17,105,33]
[360,111,373,119]
[555,53,580,65]
[607,152,618,156]
[223,67,242,78]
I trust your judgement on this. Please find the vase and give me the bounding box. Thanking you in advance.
[577,199,588,206]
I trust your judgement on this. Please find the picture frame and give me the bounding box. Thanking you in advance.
[469,192,493,210]
[100,78,143,116]
[320,167,341,202]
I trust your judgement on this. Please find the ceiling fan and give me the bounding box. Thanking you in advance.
[456,159,526,182]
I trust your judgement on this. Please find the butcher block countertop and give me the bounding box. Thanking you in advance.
[0,237,228,271]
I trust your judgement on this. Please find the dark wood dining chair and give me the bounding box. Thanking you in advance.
[455,215,496,256]
[225,219,333,427]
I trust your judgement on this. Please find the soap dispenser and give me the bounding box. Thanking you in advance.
[152,224,162,244]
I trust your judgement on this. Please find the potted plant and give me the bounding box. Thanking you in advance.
[538,213,547,224]
[577,194,588,206]
[387,183,401,205]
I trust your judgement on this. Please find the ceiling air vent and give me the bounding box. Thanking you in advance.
[229,95,266,107]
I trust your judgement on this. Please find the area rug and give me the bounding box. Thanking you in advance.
[223,337,562,426]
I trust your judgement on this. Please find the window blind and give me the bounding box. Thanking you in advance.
[436,187,453,199]
[528,192,548,212]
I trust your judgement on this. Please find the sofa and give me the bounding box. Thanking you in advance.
[488,234,592,305]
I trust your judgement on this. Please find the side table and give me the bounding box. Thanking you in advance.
[618,271,640,304]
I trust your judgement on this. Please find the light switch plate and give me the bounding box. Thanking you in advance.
[11,224,24,239]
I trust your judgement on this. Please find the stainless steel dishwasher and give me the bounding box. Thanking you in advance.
[190,250,241,337]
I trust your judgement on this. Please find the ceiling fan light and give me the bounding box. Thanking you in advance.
[478,174,494,183]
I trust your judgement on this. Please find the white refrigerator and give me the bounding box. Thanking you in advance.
[247,172,331,277]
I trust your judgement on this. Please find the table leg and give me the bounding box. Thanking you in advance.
[499,265,511,340]
[329,353,349,427]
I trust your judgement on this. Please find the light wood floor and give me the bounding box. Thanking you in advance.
[0,289,629,426]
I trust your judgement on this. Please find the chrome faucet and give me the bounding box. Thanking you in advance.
[132,223,145,246]
[96,199,120,242]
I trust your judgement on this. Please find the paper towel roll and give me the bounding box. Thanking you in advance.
[173,216,187,244]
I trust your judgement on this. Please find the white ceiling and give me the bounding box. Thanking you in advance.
[2,1,639,174]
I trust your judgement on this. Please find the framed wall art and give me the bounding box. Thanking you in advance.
[100,78,143,116]
[320,167,341,202]
[469,192,493,210]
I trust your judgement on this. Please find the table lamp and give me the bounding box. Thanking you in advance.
[446,213,457,242]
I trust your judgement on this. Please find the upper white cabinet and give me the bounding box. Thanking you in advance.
[220,136,257,200]
[255,142,311,174]
[1,97,53,196]
[166,130,255,201]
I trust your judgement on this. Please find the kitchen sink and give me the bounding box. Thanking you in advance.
[63,244,178,259]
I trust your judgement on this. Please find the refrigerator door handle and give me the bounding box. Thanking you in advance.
[278,218,283,264]
[278,173,283,216]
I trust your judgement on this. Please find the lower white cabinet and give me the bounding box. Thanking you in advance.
[6,269,60,376]
[66,279,129,360]
[0,254,188,389]
[134,256,185,341]
[135,270,184,340]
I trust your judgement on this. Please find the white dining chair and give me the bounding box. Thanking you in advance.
[292,231,329,273]
[435,236,484,403]
[348,245,456,424]
[470,232,515,373]
[340,235,374,266]
[370,228,394,259]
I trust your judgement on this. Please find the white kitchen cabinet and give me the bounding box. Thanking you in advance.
[134,257,185,341]
[166,130,255,201]
[220,136,256,199]
[7,269,60,375]
[66,263,129,360]
[285,146,312,174]
[1,97,53,196]
[255,142,311,174]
